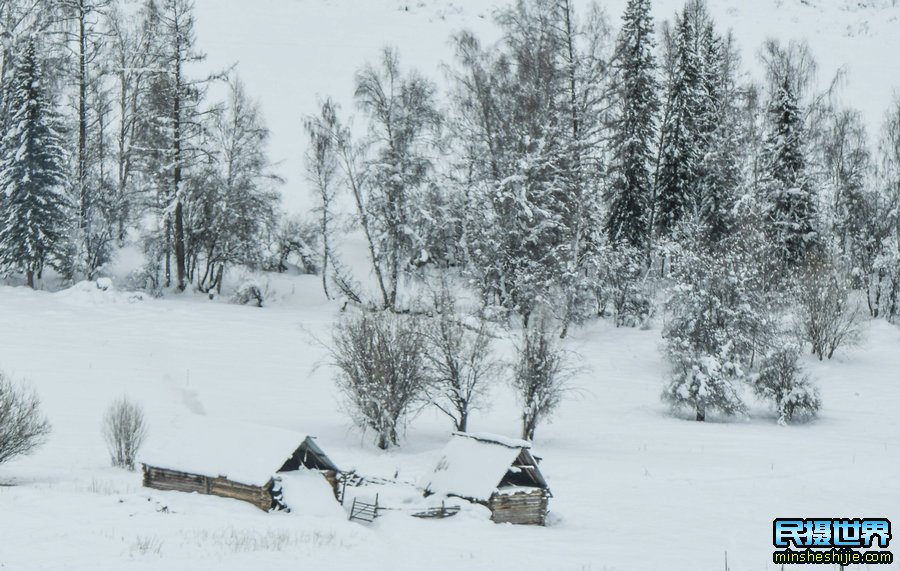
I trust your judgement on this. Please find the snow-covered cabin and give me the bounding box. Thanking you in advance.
[140,417,340,512]
[420,432,551,525]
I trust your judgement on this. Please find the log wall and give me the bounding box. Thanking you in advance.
[488,488,548,526]
[142,465,273,511]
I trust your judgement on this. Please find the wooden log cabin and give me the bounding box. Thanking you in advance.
[419,432,551,526]
[140,417,340,512]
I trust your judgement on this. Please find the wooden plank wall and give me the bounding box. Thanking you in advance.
[142,465,273,511]
[488,489,549,526]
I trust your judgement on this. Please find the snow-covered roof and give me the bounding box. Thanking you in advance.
[419,432,546,502]
[139,416,336,487]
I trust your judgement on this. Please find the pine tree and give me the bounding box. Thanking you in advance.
[605,0,659,250]
[763,75,818,267]
[0,39,70,288]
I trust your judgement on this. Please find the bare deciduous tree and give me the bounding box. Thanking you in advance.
[330,311,428,449]
[102,396,147,470]
[513,319,574,441]
[423,285,501,432]
[0,372,51,466]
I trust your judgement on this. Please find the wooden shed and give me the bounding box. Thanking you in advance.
[420,432,551,525]
[140,417,340,512]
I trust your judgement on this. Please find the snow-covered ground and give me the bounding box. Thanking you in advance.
[0,276,897,570]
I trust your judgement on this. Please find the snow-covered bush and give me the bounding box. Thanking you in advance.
[0,372,51,465]
[601,244,653,327]
[267,215,319,275]
[102,397,147,470]
[231,280,265,307]
[423,286,501,432]
[330,311,428,449]
[513,319,572,441]
[794,262,862,360]
[752,346,821,424]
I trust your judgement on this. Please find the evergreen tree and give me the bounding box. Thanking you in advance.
[762,72,818,267]
[605,0,659,250]
[0,39,70,288]
[656,1,739,242]
[661,224,771,421]
[655,3,704,236]
[696,30,742,242]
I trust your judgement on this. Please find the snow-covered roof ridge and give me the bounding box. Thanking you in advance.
[452,431,531,450]
[139,416,333,487]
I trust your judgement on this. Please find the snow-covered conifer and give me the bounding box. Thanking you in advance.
[0,39,70,288]
[661,225,771,421]
[761,65,818,267]
[751,345,820,424]
[605,0,658,250]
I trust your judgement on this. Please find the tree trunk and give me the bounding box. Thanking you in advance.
[165,215,172,288]
[522,413,536,441]
[695,406,705,422]
[173,26,186,291]
[174,199,186,291]
[457,412,468,433]
[321,212,330,299]
[78,0,89,275]
[25,269,34,289]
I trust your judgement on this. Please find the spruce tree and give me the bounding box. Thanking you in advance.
[655,5,704,236]
[696,29,741,242]
[763,76,818,267]
[656,1,739,241]
[0,39,70,288]
[605,0,659,250]
[661,225,770,421]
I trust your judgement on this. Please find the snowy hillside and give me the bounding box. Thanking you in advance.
[0,280,897,570]
[193,0,900,211]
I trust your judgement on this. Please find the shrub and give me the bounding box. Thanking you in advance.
[231,280,265,307]
[0,372,51,465]
[102,397,148,470]
[794,262,862,360]
[752,346,821,424]
[330,311,428,449]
